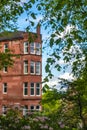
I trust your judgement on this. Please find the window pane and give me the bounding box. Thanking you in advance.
[30,62,35,74]
[24,42,28,54]
[3,66,8,73]
[30,43,35,54]
[23,82,28,95]
[2,105,7,114]
[30,106,34,111]
[23,105,28,115]
[36,43,41,55]
[36,105,40,110]
[3,83,7,93]
[36,62,40,75]
[24,61,28,74]
[36,83,40,95]
[4,44,8,52]
[30,83,34,95]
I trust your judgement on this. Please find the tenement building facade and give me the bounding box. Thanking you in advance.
[0,25,42,115]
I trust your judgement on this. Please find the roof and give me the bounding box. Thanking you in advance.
[0,31,25,41]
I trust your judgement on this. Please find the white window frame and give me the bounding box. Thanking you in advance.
[4,43,8,52]
[30,105,35,111]
[30,61,35,74]
[2,105,7,115]
[36,83,40,96]
[36,62,41,75]
[3,83,7,94]
[3,66,8,73]
[36,105,41,110]
[24,42,28,54]
[23,105,28,115]
[23,82,28,96]
[24,60,28,74]
[30,83,35,96]
[30,42,35,54]
[36,43,41,55]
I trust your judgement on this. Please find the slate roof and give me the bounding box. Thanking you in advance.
[0,31,25,41]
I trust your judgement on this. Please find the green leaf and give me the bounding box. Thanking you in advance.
[31,13,36,19]
[45,64,50,73]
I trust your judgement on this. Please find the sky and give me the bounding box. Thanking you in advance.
[17,0,74,89]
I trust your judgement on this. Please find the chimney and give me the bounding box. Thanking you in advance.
[36,23,40,34]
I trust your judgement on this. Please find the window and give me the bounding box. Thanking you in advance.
[3,66,8,73]
[30,43,35,54]
[30,61,35,74]
[36,105,40,110]
[36,43,41,55]
[23,105,28,116]
[36,83,40,96]
[30,105,34,111]
[3,83,7,94]
[23,82,28,96]
[30,83,34,95]
[24,61,28,74]
[24,42,28,54]
[4,43,8,52]
[30,42,41,55]
[2,105,7,115]
[36,62,41,75]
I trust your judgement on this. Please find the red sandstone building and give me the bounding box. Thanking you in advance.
[0,25,42,115]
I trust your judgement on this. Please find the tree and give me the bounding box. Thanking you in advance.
[0,0,23,32]
[0,0,87,129]
[0,0,36,70]
[0,0,24,70]
[34,0,87,78]
[33,1,87,129]
[0,0,37,32]
[42,88,61,114]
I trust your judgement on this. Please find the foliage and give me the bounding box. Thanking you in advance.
[0,51,14,71]
[0,109,61,130]
[42,88,62,115]
[0,0,38,32]
[35,0,87,78]
[0,0,87,130]
[0,0,23,31]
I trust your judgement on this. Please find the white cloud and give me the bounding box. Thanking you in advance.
[20,0,27,3]
[47,77,59,87]
[58,59,64,65]
[42,77,60,89]
[59,72,74,80]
